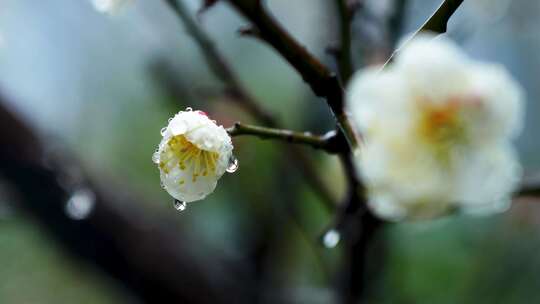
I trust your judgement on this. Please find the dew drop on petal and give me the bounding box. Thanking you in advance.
[226,156,239,173]
[174,200,187,211]
[168,117,173,123]
[160,127,168,136]
[65,188,95,220]
[322,229,340,248]
[160,181,165,189]
[152,151,160,164]
[185,107,193,112]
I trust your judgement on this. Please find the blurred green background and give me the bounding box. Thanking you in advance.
[1,0,540,303]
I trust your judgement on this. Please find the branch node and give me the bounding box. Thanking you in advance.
[237,25,261,38]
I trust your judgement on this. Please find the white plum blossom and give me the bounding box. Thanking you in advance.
[90,0,132,14]
[154,109,233,203]
[347,34,524,221]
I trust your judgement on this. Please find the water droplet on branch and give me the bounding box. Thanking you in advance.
[65,188,96,220]
[322,229,340,248]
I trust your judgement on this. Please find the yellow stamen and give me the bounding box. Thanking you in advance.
[163,135,220,180]
[416,96,467,164]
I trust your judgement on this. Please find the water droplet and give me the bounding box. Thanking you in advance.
[152,151,160,164]
[160,127,168,136]
[65,188,95,220]
[168,117,173,123]
[322,229,340,248]
[185,107,193,112]
[174,200,187,211]
[160,181,165,189]
[226,156,239,173]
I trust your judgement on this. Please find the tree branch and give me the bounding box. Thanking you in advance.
[333,2,409,303]
[227,122,347,153]
[225,0,360,150]
[332,0,355,84]
[383,0,464,67]
[333,152,383,304]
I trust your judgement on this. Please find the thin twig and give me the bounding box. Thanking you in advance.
[227,122,346,153]
[333,0,354,84]
[420,0,464,34]
[226,0,361,150]
[516,175,540,197]
[382,0,464,68]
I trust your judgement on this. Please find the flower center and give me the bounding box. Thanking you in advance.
[416,97,468,162]
[161,135,219,183]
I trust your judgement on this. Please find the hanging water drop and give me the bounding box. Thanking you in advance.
[185,107,193,112]
[65,188,95,220]
[152,151,160,164]
[322,229,340,248]
[226,156,239,173]
[160,127,168,136]
[174,200,187,211]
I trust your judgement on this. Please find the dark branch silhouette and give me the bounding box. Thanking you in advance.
[383,0,464,67]
[0,98,257,304]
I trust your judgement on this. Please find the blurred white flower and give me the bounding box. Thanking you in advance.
[90,0,132,14]
[154,109,233,203]
[347,34,524,221]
